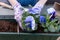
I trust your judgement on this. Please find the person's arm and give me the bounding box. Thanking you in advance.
[29,0,47,14]
[8,0,18,6]
[8,0,22,7]
[33,0,47,8]
[0,2,13,9]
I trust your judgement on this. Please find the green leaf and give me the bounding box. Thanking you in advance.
[50,18,58,23]
[48,25,56,32]
[44,29,48,32]
[56,25,60,32]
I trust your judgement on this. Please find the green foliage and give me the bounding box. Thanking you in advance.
[21,6,60,32]
[22,9,38,31]
[41,13,60,32]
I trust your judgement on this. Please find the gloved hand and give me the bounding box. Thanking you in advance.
[13,3,24,30]
[29,5,43,14]
[13,3,44,30]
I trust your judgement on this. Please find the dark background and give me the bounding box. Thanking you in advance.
[46,0,60,4]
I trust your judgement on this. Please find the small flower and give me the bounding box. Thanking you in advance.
[24,16,35,30]
[47,8,56,15]
[25,21,32,29]
[47,8,56,21]
[25,16,34,21]
[39,16,46,24]
[50,12,56,21]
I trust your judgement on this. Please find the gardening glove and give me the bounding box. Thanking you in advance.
[29,5,44,14]
[13,3,24,30]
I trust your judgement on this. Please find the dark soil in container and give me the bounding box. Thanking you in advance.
[0,20,17,32]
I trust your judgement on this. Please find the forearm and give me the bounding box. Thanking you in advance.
[0,2,13,9]
[33,0,47,8]
[8,0,21,7]
[29,0,47,14]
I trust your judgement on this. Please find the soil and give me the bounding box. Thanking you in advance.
[0,20,17,32]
